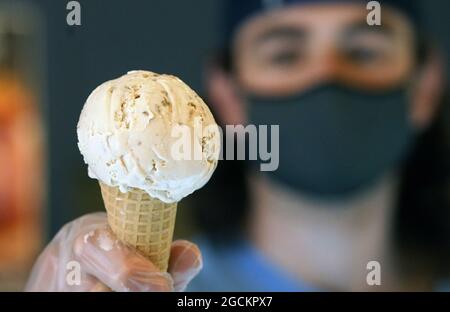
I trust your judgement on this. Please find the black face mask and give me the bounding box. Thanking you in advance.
[247,84,416,200]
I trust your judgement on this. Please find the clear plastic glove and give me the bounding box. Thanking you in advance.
[25,213,202,292]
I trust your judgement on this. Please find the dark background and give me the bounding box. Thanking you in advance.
[32,0,223,237]
[23,0,450,238]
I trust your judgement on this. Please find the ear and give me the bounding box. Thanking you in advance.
[204,63,247,125]
[410,49,446,130]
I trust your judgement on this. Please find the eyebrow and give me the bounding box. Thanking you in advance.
[344,21,395,38]
[254,26,307,46]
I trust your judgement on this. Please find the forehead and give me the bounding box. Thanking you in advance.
[234,3,413,44]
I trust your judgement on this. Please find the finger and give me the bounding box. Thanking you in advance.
[88,279,112,292]
[75,274,111,292]
[73,225,173,292]
[168,240,203,292]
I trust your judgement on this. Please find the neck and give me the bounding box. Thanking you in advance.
[248,173,398,291]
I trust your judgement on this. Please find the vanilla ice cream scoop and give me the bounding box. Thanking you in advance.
[77,70,220,203]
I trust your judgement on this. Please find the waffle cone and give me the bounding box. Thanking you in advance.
[99,182,177,272]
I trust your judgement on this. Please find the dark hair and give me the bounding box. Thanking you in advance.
[189,28,450,263]
[395,36,450,258]
[396,95,450,250]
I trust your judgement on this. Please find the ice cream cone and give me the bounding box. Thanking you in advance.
[78,71,219,272]
[99,181,177,272]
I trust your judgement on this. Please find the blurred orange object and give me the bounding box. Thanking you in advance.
[0,71,45,283]
[0,8,46,288]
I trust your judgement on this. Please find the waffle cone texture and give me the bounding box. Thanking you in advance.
[99,182,177,272]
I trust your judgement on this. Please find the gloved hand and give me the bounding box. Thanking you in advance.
[25,213,202,292]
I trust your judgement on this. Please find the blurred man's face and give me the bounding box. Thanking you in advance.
[233,4,416,96]
[218,3,434,198]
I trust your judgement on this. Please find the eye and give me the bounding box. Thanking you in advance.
[341,33,391,66]
[269,49,302,66]
[346,47,384,64]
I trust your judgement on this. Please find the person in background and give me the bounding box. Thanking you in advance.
[26,0,449,291]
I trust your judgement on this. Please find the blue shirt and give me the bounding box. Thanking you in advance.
[187,238,318,292]
[187,237,450,292]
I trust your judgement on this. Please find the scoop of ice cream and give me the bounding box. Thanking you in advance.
[77,70,220,203]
